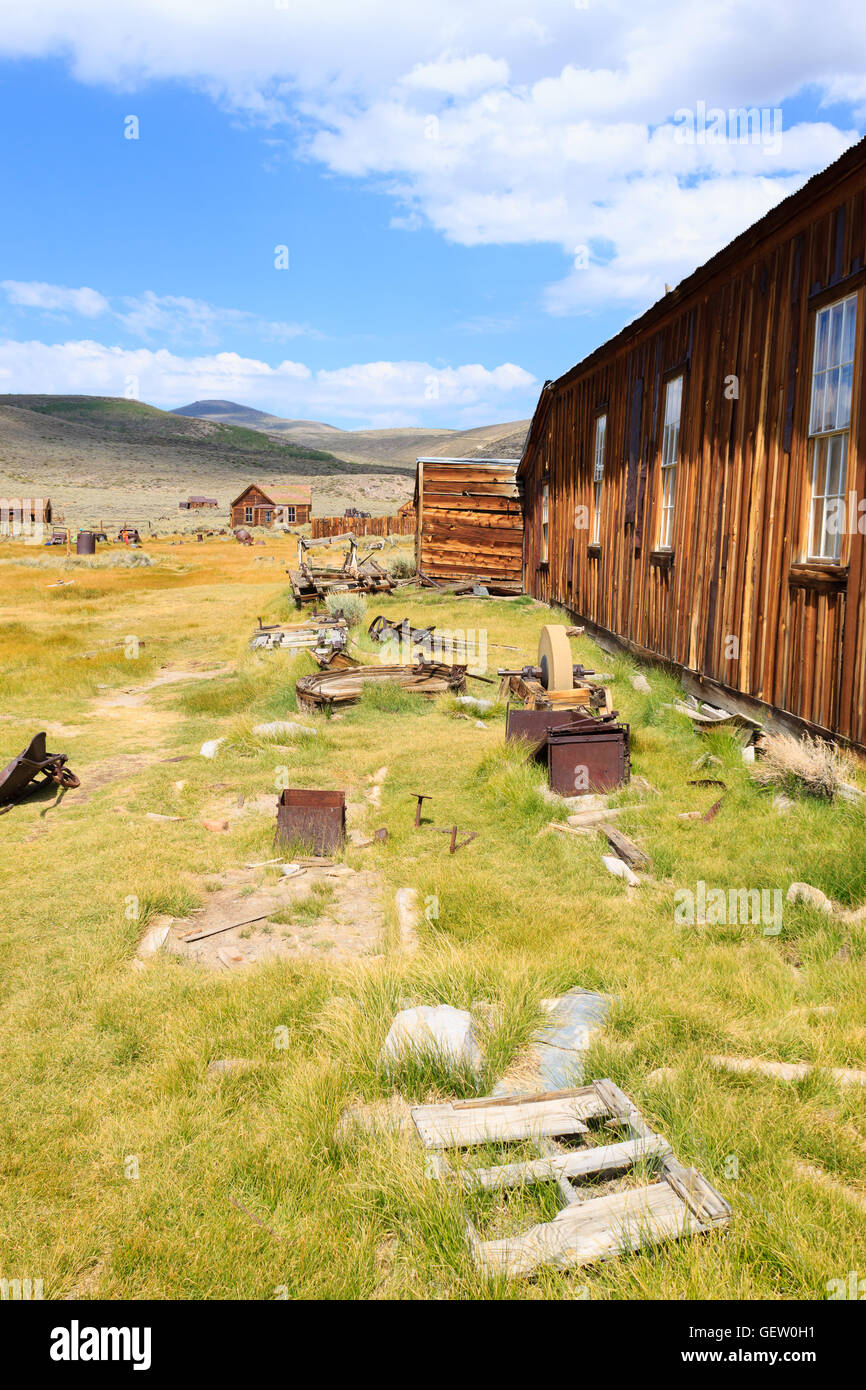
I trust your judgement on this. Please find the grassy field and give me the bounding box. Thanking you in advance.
[1,533,864,1301]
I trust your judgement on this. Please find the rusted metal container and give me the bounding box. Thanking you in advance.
[546,723,630,796]
[505,706,589,747]
[275,788,346,855]
[76,530,96,555]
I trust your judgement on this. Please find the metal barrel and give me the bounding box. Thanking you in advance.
[76,531,96,555]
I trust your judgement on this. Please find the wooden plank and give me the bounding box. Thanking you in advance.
[411,1092,605,1149]
[600,824,651,868]
[468,1180,694,1278]
[447,1134,672,1192]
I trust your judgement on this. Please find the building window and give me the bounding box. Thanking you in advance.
[244,506,253,523]
[264,510,271,523]
[658,374,683,549]
[592,414,607,544]
[541,481,549,563]
[808,293,857,562]
[285,506,296,523]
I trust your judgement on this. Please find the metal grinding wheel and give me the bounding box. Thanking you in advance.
[538,624,573,691]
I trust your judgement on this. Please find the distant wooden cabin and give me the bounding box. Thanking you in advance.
[0,497,52,533]
[230,484,312,528]
[179,495,218,510]
[519,133,866,749]
[413,458,523,587]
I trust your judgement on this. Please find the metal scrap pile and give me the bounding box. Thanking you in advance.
[287,533,395,605]
[296,662,467,710]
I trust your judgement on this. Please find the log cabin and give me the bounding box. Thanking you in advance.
[519,134,866,749]
[229,484,312,528]
[414,457,523,588]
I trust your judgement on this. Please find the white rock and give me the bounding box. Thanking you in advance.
[253,720,317,739]
[773,794,794,813]
[200,738,225,759]
[137,919,172,957]
[786,882,833,914]
[602,854,640,887]
[381,1005,482,1073]
[632,674,651,693]
[455,695,493,712]
[280,863,305,878]
[741,744,757,763]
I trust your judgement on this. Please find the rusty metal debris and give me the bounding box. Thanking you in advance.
[412,792,432,827]
[296,663,467,710]
[433,826,479,853]
[0,732,80,813]
[368,614,436,649]
[275,788,347,855]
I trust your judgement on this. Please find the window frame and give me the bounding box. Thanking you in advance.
[804,291,858,565]
[657,372,684,552]
[540,479,550,565]
[244,505,253,524]
[591,411,607,546]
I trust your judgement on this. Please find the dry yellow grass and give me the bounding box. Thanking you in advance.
[1,533,865,1300]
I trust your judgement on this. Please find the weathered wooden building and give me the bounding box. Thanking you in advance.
[414,457,523,587]
[179,495,218,511]
[520,136,866,748]
[230,484,312,528]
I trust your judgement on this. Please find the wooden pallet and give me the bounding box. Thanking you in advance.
[414,1079,730,1278]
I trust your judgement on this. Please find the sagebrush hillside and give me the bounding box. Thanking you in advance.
[0,395,417,529]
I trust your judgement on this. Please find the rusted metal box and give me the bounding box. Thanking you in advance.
[546,724,630,796]
[275,788,346,855]
[505,706,589,747]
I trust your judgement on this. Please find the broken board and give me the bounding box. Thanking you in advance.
[415,1078,730,1278]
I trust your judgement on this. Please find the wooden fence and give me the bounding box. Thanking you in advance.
[311,511,415,540]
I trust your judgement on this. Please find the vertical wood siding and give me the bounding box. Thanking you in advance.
[520,146,866,747]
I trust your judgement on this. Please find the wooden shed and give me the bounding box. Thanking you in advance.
[519,135,866,748]
[230,484,312,528]
[413,457,523,589]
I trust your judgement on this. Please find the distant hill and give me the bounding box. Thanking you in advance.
[0,395,418,530]
[172,399,530,468]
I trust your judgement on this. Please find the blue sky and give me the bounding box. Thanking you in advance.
[0,1,863,429]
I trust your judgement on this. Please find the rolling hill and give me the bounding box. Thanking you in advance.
[172,399,530,469]
[0,395,414,530]
[0,394,530,531]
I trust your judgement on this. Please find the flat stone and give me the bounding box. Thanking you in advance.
[381,1005,482,1073]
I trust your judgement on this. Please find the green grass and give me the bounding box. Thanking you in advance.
[0,535,864,1299]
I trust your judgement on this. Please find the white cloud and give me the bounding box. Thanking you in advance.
[400,54,510,96]
[0,337,535,424]
[1,280,110,317]
[2,281,316,345]
[0,0,865,317]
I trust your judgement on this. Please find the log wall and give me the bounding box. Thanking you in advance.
[415,459,524,584]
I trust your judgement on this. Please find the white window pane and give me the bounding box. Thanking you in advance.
[842,297,857,364]
[829,302,844,368]
[814,308,830,373]
[837,362,853,430]
[822,367,839,432]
